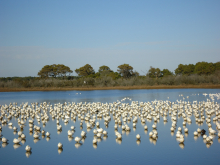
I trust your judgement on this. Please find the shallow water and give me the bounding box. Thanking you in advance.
[0,89,220,165]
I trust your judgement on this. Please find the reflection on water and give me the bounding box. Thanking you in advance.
[93,143,97,149]
[75,143,82,149]
[136,140,141,145]
[0,89,220,165]
[179,143,185,149]
[58,148,63,154]
[2,142,8,148]
[25,151,32,158]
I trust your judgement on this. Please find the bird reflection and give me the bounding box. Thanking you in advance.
[34,138,40,143]
[136,140,141,145]
[13,144,21,149]
[75,143,82,149]
[179,143,184,149]
[194,136,198,141]
[21,139,26,144]
[68,136,73,141]
[93,143,97,149]
[116,138,122,145]
[58,148,63,154]
[2,142,8,148]
[26,151,32,158]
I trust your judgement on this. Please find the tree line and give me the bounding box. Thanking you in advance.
[175,62,220,75]
[37,61,220,79]
[0,61,219,88]
[37,64,73,78]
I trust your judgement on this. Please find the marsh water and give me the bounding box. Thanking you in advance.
[0,89,220,165]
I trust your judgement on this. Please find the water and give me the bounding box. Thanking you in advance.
[0,89,220,165]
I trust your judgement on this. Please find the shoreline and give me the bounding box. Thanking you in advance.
[0,84,220,92]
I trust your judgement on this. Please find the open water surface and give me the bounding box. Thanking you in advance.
[0,89,220,165]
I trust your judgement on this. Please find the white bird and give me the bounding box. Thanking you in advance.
[58,143,63,149]
[18,131,22,136]
[68,130,73,136]
[25,145,31,152]
[46,132,50,137]
[2,137,8,143]
[136,134,141,140]
[21,134,26,139]
[81,131,86,137]
[33,133,39,139]
[152,124,157,129]
[93,138,97,144]
[194,131,198,136]
[103,130,108,136]
[13,138,20,144]
[75,137,81,143]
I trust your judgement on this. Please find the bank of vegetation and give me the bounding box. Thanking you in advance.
[0,61,220,91]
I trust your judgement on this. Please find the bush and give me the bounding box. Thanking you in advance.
[145,78,155,86]
[0,73,219,89]
[159,76,175,85]
[94,77,115,87]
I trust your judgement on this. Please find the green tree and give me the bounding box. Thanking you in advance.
[38,64,73,78]
[175,64,185,75]
[195,62,215,75]
[117,64,133,78]
[56,64,73,77]
[214,62,220,71]
[161,69,173,77]
[98,65,112,77]
[98,65,111,72]
[147,66,161,78]
[38,65,55,78]
[109,72,121,80]
[75,64,95,77]
[183,64,195,75]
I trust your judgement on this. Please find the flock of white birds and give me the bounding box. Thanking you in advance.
[0,92,220,157]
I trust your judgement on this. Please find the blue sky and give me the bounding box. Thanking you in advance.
[0,0,219,77]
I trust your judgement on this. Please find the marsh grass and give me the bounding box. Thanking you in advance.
[0,73,220,92]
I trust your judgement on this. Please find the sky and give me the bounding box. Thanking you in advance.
[0,0,220,77]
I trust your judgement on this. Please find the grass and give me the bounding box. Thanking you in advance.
[1,84,220,92]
